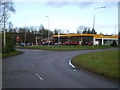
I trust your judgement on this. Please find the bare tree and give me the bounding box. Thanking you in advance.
[76,25,86,34]
[0,0,15,53]
[0,0,15,28]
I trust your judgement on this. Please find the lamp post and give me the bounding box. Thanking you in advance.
[35,37,38,45]
[92,6,106,48]
[114,25,116,36]
[41,33,43,41]
[46,16,50,47]
[3,1,6,52]
[66,30,70,45]
[58,31,60,46]
[24,30,26,46]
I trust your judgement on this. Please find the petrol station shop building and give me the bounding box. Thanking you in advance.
[52,34,118,45]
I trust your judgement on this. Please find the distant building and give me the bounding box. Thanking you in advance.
[52,34,118,45]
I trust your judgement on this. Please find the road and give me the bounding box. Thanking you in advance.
[2,48,118,88]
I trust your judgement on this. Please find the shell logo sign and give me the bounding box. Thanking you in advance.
[16,36,20,42]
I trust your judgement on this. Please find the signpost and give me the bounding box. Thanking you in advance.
[16,36,20,44]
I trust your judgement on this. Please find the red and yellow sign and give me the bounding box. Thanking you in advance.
[16,36,20,42]
[53,34,118,38]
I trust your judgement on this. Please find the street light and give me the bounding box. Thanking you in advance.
[66,30,70,45]
[3,1,6,52]
[46,16,50,47]
[92,6,106,48]
[24,31,26,46]
[58,31,60,46]
[41,33,43,41]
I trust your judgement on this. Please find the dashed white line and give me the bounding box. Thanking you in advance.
[74,69,76,71]
[36,74,43,80]
[32,64,35,68]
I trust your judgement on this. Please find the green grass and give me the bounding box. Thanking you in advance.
[17,45,115,51]
[2,50,24,58]
[72,50,119,80]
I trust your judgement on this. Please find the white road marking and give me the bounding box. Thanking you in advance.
[69,59,75,68]
[32,64,35,68]
[68,59,77,71]
[36,74,43,80]
[74,69,76,71]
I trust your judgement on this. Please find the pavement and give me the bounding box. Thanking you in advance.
[2,48,118,88]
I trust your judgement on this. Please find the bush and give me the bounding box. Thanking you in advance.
[111,40,117,47]
[2,33,15,53]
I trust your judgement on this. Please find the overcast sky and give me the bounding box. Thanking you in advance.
[10,0,118,34]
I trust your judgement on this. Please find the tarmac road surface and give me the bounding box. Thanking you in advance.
[2,48,118,88]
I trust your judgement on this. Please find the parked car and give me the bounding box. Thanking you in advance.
[88,42,93,45]
[42,42,48,45]
[63,41,79,45]
[27,42,33,46]
[20,43,25,46]
[42,42,52,45]
[54,42,62,45]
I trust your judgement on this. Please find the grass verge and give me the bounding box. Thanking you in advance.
[17,45,115,51]
[2,50,24,58]
[71,50,119,80]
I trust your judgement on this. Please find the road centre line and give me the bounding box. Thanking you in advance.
[74,69,76,71]
[36,74,43,80]
[32,64,34,68]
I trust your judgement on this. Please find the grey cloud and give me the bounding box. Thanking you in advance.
[46,2,71,8]
[46,2,94,8]
[99,2,118,8]
[78,2,94,8]
[46,2,118,9]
